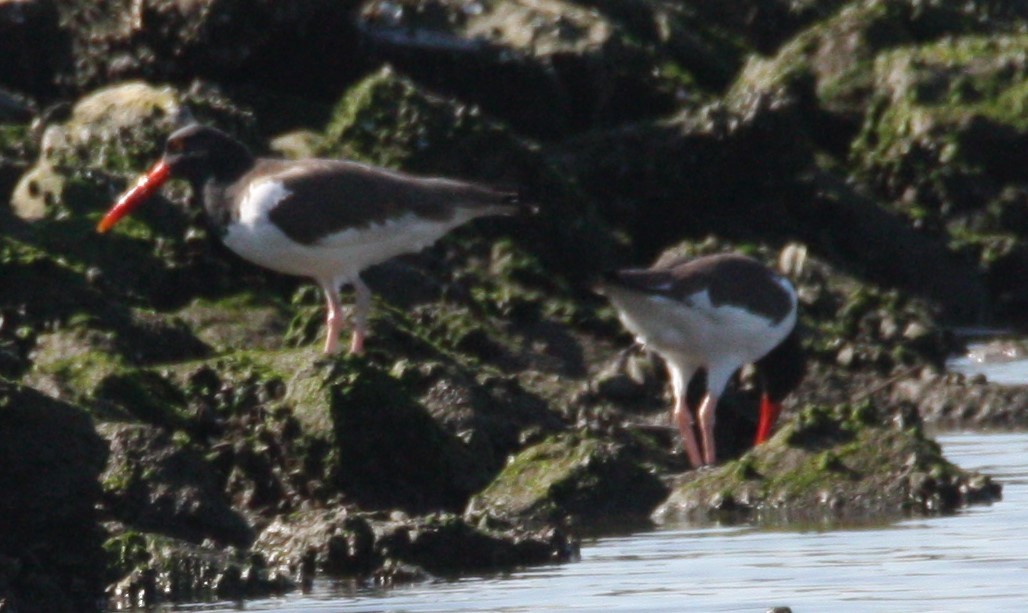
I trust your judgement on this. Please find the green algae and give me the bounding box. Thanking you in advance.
[469,431,667,527]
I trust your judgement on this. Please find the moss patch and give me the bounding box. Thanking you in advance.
[469,431,667,527]
[655,402,1001,525]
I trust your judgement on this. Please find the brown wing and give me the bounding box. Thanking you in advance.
[247,159,518,245]
[606,254,794,324]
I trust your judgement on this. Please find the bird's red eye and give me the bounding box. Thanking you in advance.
[167,139,184,153]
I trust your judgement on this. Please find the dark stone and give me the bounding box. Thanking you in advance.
[0,381,109,612]
[101,423,255,547]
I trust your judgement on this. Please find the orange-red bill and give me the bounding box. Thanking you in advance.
[754,393,783,445]
[96,160,172,233]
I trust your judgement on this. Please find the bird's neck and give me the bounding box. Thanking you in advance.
[193,148,256,233]
[756,326,806,402]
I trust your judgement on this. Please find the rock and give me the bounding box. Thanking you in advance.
[104,530,292,609]
[466,432,668,528]
[99,422,254,547]
[0,0,62,97]
[355,0,682,137]
[254,507,572,581]
[0,380,109,612]
[53,0,363,97]
[850,34,1028,319]
[13,82,182,218]
[653,402,1001,525]
[890,371,1028,429]
[288,356,490,513]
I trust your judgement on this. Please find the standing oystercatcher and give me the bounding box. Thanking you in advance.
[596,253,805,468]
[98,124,524,354]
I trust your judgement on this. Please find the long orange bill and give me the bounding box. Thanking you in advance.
[96,160,172,233]
[754,393,783,445]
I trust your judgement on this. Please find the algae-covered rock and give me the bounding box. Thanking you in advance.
[558,91,813,263]
[289,355,490,513]
[355,0,684,136]
[576,0,748,91]
[12,81,182,221]
[726,0,1028,152]
[851,34,1028,321]
[654,401,1001,525]
[0,380,109,612]
[853,34,1028,206]
[100,423,255,547]
[467,431,668,528]
[53,0,363,97]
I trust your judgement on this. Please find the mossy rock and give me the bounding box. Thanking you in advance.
[54,0,362,98]
[467,431,668,528]
[729,1,1028,153]
[24,310,211,413]
[574,0,748,91]
[853,34,1028,205]
[0,380,109,612]
[653,401,1001,525]
[5,81,265,315]
[849,33,1028,317]
[288,355,490,513]
[99,422,255,547]
[355,0,685,136]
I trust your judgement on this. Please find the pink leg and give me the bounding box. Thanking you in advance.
[348,276,372,355]
[668,364,703,468]
[320,282,346,354]
[697,393,719,466]
[673,397,704,468]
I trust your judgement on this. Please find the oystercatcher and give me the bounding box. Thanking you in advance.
[596,253,805,467]
[97,124,525,354]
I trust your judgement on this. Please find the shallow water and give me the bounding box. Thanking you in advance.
[947,340,1028,386]
[188,357,1028,613]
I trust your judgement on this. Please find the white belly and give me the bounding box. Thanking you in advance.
[223,212,467,284]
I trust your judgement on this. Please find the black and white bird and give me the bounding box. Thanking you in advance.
[98,124,524,354]
[595,253,805,468]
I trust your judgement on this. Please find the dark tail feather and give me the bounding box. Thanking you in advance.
[755,325,806,403]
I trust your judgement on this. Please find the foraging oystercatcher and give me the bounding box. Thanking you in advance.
[97,124,525,354]
[596,253,805,468]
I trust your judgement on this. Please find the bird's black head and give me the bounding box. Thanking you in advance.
[96,124,257,233]
[163,124,255,187]
[756,325,807,403]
